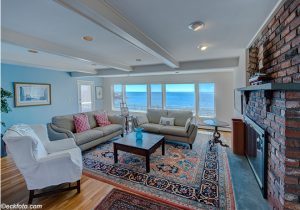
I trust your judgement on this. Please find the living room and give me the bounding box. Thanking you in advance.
[1,0,300,210]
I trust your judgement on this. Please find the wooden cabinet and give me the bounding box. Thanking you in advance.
[232,118,245,155]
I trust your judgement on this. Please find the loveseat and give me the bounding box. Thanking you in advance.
[48,111,124,151]
[132,109,198,149]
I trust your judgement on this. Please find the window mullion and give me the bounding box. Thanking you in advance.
[162,84,166,110]
[147,84,151,110]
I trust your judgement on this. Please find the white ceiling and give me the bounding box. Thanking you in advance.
[1,0,279,75]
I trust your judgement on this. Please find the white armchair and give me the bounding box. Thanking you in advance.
[3,124,82,204]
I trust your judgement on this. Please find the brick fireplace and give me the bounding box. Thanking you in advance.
[242,0,300,209]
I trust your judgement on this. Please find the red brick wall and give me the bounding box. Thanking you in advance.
[246,0,300,209]
[249,0,300,83]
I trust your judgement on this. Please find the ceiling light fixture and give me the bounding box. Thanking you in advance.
[136,58,142,62]
[188,21,205,31]
[28,49,38,53]
[197,44,208,51]
[82,36,94,41]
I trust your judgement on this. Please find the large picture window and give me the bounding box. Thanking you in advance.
[150,84,162,109]
[112,84,123,110]
[199,83,215,117]
[125,84,147,111]
[165,84,195,111]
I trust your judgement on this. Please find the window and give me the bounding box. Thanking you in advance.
[165,84,195,111]
[112,84,123,110]
[125,84,147,111]
[150,84,162,109]
[199,83,215,117]
[78,81,95,112]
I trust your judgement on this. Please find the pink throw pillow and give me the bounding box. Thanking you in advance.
[95,113,111,127]
[73,114,90,133]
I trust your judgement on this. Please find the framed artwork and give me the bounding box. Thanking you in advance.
[14,82,51,107]
[95,86,103,99]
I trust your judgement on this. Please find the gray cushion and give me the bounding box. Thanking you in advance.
[93,124,122,135]
[140,123,163,133]
[74,130,103,145]
[136,115,149,126]
[52,115,75,132]
[147,109,167,124]
[167,110,193,126]
[160,126,188,137]
[85,111,99,129]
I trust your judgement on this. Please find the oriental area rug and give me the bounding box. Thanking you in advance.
[83,131,235,210]
[95,188,181,210]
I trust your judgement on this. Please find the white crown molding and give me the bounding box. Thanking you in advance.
[2,28,133,72]
[247,0,285,48]
[55,0,179,68]
[70,57,238,77]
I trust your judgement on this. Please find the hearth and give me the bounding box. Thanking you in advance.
[244,116,267,198]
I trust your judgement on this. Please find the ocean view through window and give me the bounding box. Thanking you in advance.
[199,83,215,117]
[150,84,162,109]
[111,83,215,115]
[125,84,147,111]
[165,84,195,111]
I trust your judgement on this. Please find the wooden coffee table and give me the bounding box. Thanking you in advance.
[113,132,165,173]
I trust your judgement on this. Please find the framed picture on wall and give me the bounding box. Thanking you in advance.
[14,82,51,107]
[95,86,103,99]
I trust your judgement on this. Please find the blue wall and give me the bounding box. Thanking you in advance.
[1,63,104,129]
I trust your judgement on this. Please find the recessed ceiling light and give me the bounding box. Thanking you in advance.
[197,44,208,51]
[28,49,38,53]
[136,58,142,62]
[188,21,205,31]
[82,36,94,41]
[200,46,208,51]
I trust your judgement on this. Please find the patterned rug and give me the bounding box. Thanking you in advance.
[95,189,181,210]
[83,131,235,210]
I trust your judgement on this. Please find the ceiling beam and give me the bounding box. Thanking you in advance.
[55,0,179,68]
[70,57,239,77]
[2,28,133,72]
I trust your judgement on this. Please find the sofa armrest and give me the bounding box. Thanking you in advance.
[44,138,78,153]
[108,115,124,125]
[47,123,75,141]
[187,118,198,136]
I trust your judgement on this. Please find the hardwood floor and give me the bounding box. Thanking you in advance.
[1,156,114,209]
[1,130,232,209]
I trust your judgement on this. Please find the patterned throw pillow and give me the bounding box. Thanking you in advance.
[73,114,90,133]
[159,117,175,126]
[95,113,111,127]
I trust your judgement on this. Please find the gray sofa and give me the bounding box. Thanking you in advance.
[133,109,198,149]
[48,111,124,151]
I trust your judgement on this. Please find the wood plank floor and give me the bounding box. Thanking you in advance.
[1,130,232,210]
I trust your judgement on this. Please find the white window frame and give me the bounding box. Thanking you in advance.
[77,80,95,112]
[111,84,123,111]
[110,82,216,117]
